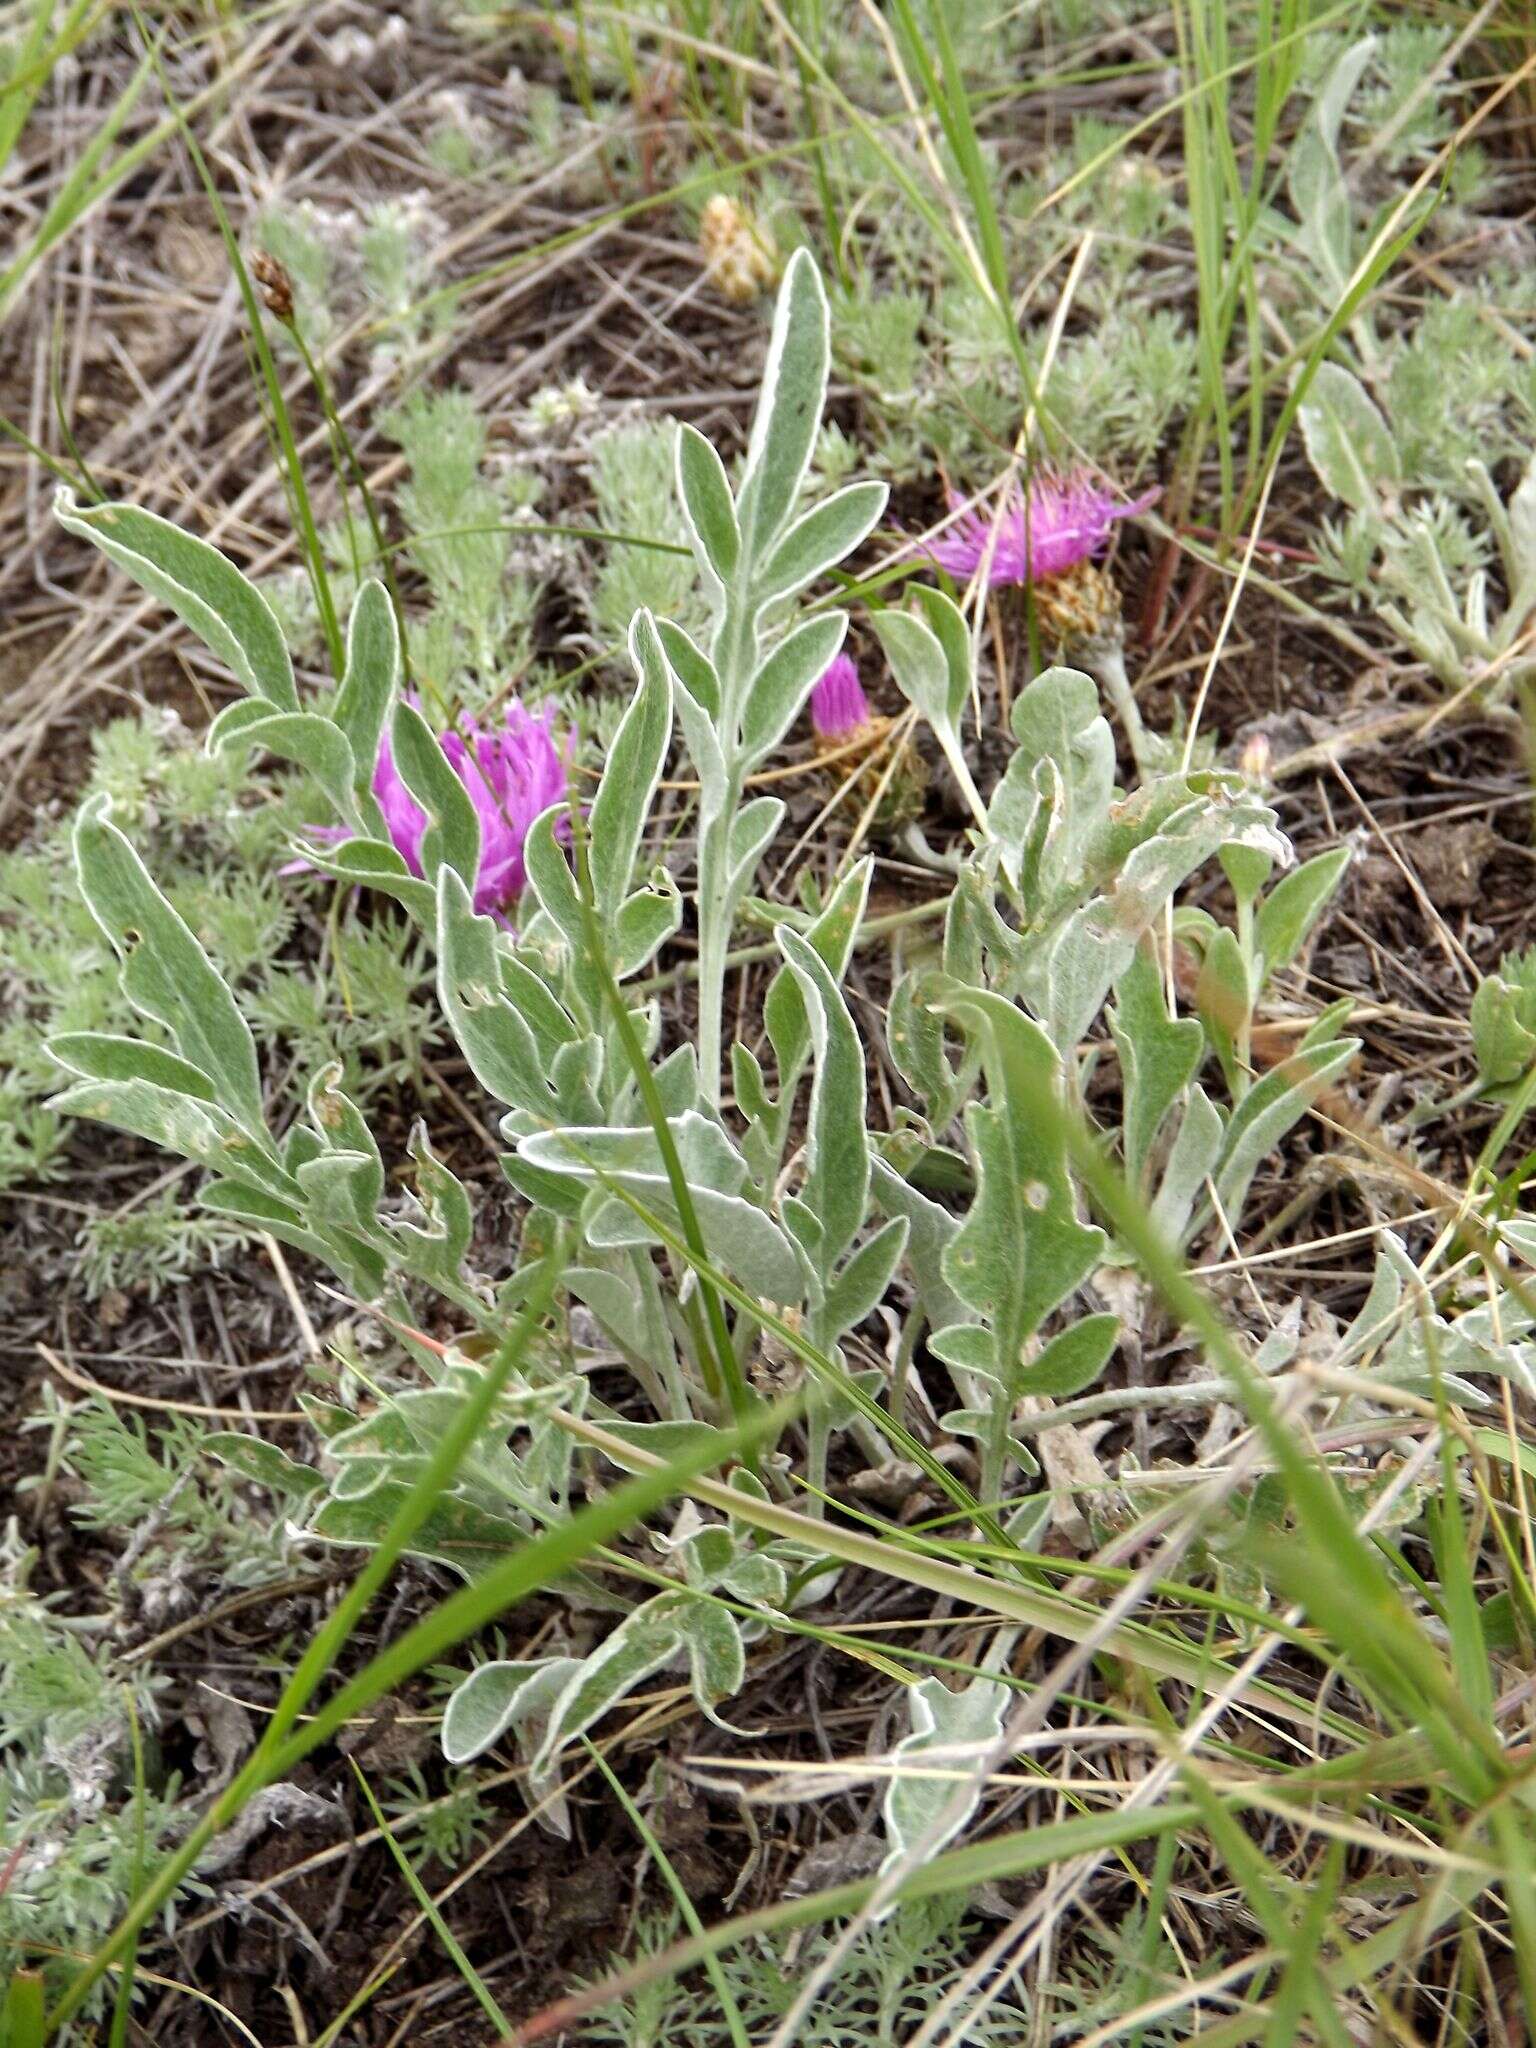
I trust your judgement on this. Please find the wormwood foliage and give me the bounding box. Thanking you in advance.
[48,256,1350,1838]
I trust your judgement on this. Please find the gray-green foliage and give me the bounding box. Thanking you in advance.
[46,255,1349,1830]
[0,707,438,1205]
[585,415,705,651]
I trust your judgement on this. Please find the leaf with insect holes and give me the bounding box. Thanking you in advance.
[55,486,298,711]
[385,1122,475,1292]
[589,610,674,922]
[756,480,888,609]
[1297,362,1399,518]
[735,248,830,560]
[675,423,741,592]
[929,984,1106,1381]
[70,794,267,1137]
[878,1672,1010,1905]
[1107,948,1204,1191]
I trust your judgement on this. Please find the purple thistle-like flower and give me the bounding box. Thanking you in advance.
[928,471,1159,589]
[307,697,571,920]
[809,652,872,741]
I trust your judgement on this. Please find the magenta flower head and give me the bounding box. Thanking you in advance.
[928,470,1159,588]
[306,697,571,922]
[809,652,872,743]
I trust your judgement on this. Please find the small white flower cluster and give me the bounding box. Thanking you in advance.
[517,375,602,444]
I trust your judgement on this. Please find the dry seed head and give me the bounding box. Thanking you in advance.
[250,250,295,324]
[699,195,777,305]
[1032,557,1121,647]
[814,714,928,831]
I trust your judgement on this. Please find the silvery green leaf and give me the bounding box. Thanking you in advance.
[292,1158,380,1244]
[533,1598,689,1786]
[48,1031,221,1103]
[1256,845,1351,978]
[1107,948,1204,1189]
[568,1262,652,1354]
[441,1658,572,1765]
[332,580,398,790]
[198,1176,385,1296]
[1213,1035,1359,1224]
[1220,841,1272,910]
[1020,1313,1118,1399]
[824,1216,909,1336]
[735,248,829,559]
[756,480,888,609]
[389,700,480,895]
[873,606,962,733]
[686,1606,747,1724]
[655,618,721,721]
[1149,1086,1223,1248]
[1044,790,1287,1054]
[1334,1237,1408,1368]
[1474,966,1536,1090]
[204,1433,325,1502]
[671,670,729,814]
[520,1116,805,1302]
[309,1484,530,1580]
[215,711,363,832]
[387,1123,474,1290]
[520,808,585,955]
[436,867,558,1115]
[551,1035,605,1125]
[930,985,1105,1369]
[988,667,1114,894]
[653,1041,701,1116]
[590,610,673,921]
[777,927,869,1270]
[49,1074,257,1181]
[1296,362,1399,516]
[55,486,298,711]
[72,794,266,1135]
[763,857,873,1095]
[928,1322,997,1376]
[207,697,279,751]
[879,1673,1010,1901]
[1508,447,1536,591]
[887,968,975,1128]
[1287,37,1374,290]
[1195,926,1250,1095]
[870,1158,967,1337]
[675,422,741,590]
[725,795,784,903]
[612,878,683,979]
[303,834,436,923]
[741,610,848,765]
